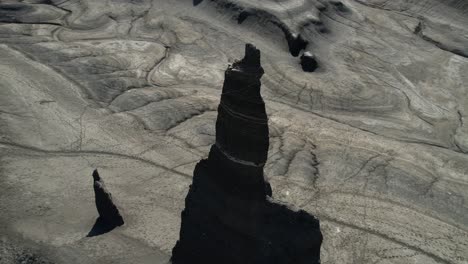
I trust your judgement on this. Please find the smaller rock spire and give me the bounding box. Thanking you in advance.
[92,169,124,227]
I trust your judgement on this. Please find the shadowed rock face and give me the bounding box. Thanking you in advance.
[171,44,322,264]
[92,169,124,229]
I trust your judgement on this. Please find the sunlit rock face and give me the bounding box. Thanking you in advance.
[171,44,322,264]
[0,0,467,263]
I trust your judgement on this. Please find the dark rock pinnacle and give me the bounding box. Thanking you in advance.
[171,44,322,264]
[92,169,124,228]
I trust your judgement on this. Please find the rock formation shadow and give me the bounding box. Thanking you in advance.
[171,44,322,264]
[87,169,124,237]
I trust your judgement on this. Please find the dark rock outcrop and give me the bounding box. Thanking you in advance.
[193,0,203,6]
[0,4,34,23]
[270,20,309,57]
[171,44,322,264]
[285,33,309,57]
[300,52,319,72]
[88,169,124,237]
[237,10,251,24]
[330,1,349,12]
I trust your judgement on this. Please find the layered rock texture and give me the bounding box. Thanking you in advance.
[0,0,467,263]
[171,44,322,264]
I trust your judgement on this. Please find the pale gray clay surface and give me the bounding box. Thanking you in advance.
[0,0,467,263]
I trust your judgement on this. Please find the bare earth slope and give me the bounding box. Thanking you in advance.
[0,0,467,263]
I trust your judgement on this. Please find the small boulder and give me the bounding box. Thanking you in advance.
[300,52,318,72]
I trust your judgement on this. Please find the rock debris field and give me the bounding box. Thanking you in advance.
[0,0,467,263]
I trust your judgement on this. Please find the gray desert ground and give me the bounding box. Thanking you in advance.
[0,0,467,263]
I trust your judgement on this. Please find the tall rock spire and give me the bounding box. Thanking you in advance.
[171,44,322,264]
[216,44,268,167]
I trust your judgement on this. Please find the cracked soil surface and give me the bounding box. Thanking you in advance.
[0,0,467,263]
